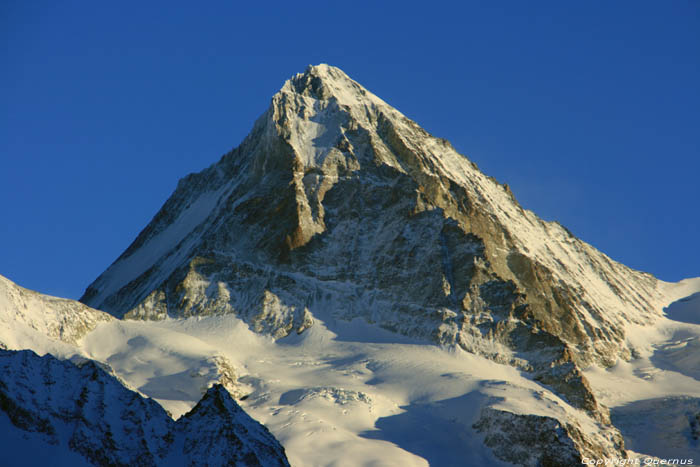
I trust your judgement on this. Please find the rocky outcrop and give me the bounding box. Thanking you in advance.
[473,407,626,467]
[0,348,289,466]
[0,273,113,347]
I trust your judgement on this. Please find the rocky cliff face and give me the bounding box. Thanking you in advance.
[80,64,675,457]
[0,348,289,466]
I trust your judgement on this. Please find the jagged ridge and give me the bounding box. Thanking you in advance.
[0,348,289,466]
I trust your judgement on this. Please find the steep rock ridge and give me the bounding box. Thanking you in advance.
[0,274,113,347]
[81,65,670,425]
[0,348,289,466]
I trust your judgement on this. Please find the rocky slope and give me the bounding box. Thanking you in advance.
[0,348,290,466]
[0,273,113,347]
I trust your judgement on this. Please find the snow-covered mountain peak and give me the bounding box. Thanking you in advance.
[80,65,698,438]
[280,63,388,109]
[264,63,399,173]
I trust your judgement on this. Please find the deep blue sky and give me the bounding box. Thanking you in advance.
[2,1,698,300]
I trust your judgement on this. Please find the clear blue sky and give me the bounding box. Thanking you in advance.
[2,1,698,300]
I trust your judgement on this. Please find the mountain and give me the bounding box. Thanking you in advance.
[4,64,698,465]
[0,348,290,466]
[76,64,700,464]
[82,64,684,419]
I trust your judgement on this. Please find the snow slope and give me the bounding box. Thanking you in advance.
[0,272,636,465]
[584,290,700,462]
[3,273,700,465]
[73,310,625,466]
